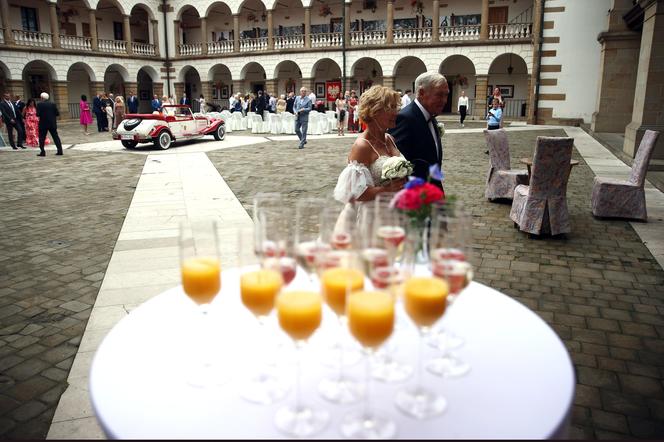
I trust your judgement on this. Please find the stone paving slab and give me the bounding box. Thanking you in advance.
[0,149,145,439]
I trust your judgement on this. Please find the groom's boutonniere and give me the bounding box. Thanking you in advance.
[437,121,445,138]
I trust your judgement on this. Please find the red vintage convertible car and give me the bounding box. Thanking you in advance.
[112,105,225,150]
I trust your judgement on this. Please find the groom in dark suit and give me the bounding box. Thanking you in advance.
[127,91,139,114]
[36,92,63,156]
[389,72,449,189]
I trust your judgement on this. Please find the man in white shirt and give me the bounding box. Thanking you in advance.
[308,90,316,105]
[401,89,412,108]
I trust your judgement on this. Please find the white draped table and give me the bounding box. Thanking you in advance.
[89,267,574,439]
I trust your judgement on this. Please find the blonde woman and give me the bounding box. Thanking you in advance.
[113,96,125,129]
[333,86,407,228]
[276,94,287,114]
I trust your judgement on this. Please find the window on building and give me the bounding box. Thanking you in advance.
[113,22,124,40]
[21,7,39,32]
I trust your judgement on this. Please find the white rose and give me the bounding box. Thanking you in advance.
[381,157,414,181]
[437,122,445,138]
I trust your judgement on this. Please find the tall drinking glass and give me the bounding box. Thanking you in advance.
[395,276,449,419]
[294,197,329,282]
[275,291,329,437]
[179,219,223,387]
[341,290,397,438]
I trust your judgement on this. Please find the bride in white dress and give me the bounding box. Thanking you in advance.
[333,86,407,230]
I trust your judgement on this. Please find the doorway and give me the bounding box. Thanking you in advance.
[488,7,508,24]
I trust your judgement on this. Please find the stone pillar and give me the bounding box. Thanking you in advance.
[1,0,14,44]
[301,77,314,94]
[265,78,278,96]
[89,9,98,51]
[201,81,213,102]
[344,2,350,44]
[48,2,61,49]
[623,0,664,160]
[480,0,489,40]
[123,15,133,54]
[89,81,105,96]
[386,0,394,44]
[304,7,311,48]
[591,0,640,133]
[267,10,274,50]
[432,0,440,42]
[527,0,543,124]
[52,81,70,119]
[232,80,244,95]
[382,76,395,89]
[200,17,208,55]
[473,75,488,119]
[174,82,184,100]
[7,80,24,97]
[173,20,180,55]
[151,19,160,56]
[153,82,164,99]
[233,14,240,52]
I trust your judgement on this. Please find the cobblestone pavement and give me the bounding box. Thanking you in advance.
[208,129,664,439]
[0,149,145,438]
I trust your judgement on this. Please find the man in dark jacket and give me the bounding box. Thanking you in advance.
[256,90,266,119]
[93,92,105,132]
[36,92,63,157]
[0,92,25,149]
[14,95,26,147]
[127,91,139,114]
[285,91,295,114]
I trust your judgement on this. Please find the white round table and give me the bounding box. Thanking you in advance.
[89,267,574,439]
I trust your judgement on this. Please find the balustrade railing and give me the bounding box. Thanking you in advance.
[440,25,480,41]
[98,38,127,53]
[311,32,342,48]
[68,103,81,119]
[61,34,92,51]
[239,37,268,52]
[12,30,52,47]
[132,42,155,56]
[488,23,532,40]
[178,42,202,56]
[274,34,304,49]
[350,30,386,46]
[208,40,233,54]
[503,99,528,118]
[393,27,431,44]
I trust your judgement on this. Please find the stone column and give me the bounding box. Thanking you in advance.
[623,0,664,160]
[527,0,543,124]
[89,9,98,51]
[48,2,61,49]
[591,0,640,133]
[267,10,274,50]
[89,81,105,96]
[7,80,24,97]
[301,77,314,94]
[201,81,213,102]
[304,7,311,48]
[1,0,14,44]
[153,82,164,99]
[382,76,395,89]
[265,78,278,96]
[473,75,488,119]
[344,2,350,45]
[123,15,133,54]
[200,17,208,55]
[173,20,180,55]
[432,0,440,42]
[232,80,244,95]
[233,14,240,52]
[386,0,394,44]
[480,0,489,40]
[151,19,160,56]
[52,81,70,119]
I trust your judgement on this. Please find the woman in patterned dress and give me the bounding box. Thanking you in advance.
[23,99,50,147]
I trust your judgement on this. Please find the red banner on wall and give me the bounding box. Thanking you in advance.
[326,81,342,102]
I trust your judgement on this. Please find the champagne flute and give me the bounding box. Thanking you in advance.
[275,291,329,437]
[253,192,284,258]
[179,219,224,387]
[395,276,449,419]
[341,290,397,438]
[258,206,298,287]
[238,227,290,404]
[294,197,329,282]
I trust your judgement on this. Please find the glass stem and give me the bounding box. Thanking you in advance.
[417,329,426,391]
[363,349,372,419]
[338,316,345,380]
[294,342,303,413]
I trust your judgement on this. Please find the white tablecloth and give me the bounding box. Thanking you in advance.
[90,267,574,439]
[307,111,330,135]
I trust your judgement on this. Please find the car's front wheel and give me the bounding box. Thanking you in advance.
[155,131,172,150]
[121,140,138,149]
[213,124,225,141]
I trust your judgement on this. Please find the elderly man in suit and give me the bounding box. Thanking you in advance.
[93,92,105,132]
[36,92,63,157]
[389,72,449,189]
[151,95,161,112]
[0,92,25,149]
[127,91,139,114]
[293,87,312,149]
[180,93,190,107]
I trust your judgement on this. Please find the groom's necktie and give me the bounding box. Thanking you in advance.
[429,117,441,161]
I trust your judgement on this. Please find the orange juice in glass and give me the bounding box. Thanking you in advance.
[181,256,221,305]
[275,291,329,437]
[320,267,364,316]
[240,269,283,318]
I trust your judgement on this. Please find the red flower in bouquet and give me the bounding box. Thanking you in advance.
[392,177,446,224]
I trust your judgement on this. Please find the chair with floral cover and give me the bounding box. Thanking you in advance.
[591,130,659,221]
[510,136,575,236]
[484,129,529,200]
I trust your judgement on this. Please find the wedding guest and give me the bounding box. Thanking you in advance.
[347,91,358,133]
[14,95,26,147]
[276,94,287,114]
[0,92,25,149]
[93,92,106,132]
[36,92,63,157]
[151,95,161,112]
[401,89,412,108]
[457,90,468,128]
[389,72,448,189]
[198,94,206,114]
[269,93,277,113]
[127,91,139,114]
[335,92,347,136]
[293,87,312,149]
[114,96,125,129]
[23,98,50,147]
[487,98,502,131]
[285,91,295,114]
[487,87,504,113]
[180,93,190,106]
[79,94,93,135]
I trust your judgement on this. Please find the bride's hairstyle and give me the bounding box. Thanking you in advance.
[358,86,401,123]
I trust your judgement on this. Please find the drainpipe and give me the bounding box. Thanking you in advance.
[162,0,171,97]
[533,0,545,124]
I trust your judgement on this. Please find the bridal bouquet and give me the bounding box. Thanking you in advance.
[391,164,446,224]
[381,157,413,183]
